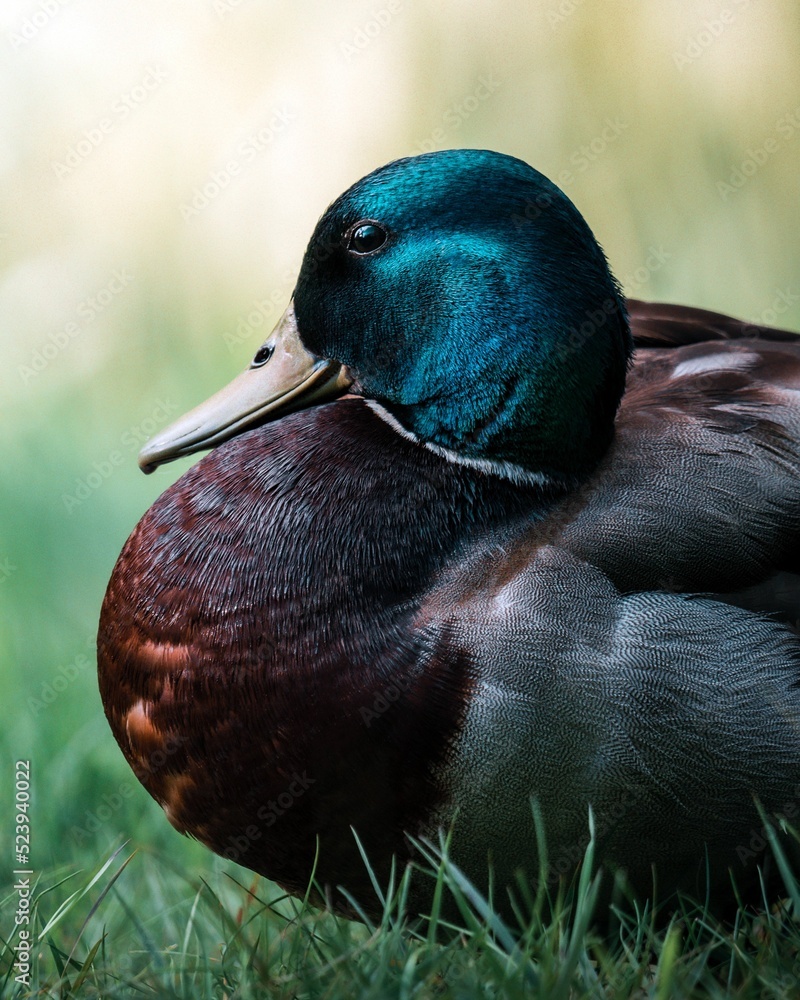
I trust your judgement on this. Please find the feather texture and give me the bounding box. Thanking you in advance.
[97,151,800,919]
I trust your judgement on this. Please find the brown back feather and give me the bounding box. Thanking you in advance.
[628,298,800,348]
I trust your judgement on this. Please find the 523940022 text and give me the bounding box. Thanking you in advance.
[11,760,32,988]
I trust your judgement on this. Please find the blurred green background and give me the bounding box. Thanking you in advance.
[2,0,800,913]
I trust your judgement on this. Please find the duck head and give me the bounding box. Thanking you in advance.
[140,149,631,482]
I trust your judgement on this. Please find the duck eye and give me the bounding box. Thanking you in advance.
[346,222,388,255]
[251,343,274,368]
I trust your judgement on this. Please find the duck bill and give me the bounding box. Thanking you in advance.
[139,303,352,473]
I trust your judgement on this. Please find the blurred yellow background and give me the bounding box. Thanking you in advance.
[2,0,799,872]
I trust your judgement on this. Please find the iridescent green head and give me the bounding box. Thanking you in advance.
[293,149,631,483]
[140,150,631,483]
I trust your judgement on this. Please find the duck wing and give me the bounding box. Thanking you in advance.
[628,298,800,347]
[429,542,800,907]
[541,302,800,619]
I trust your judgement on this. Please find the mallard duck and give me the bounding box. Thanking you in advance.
[98,149,800,919]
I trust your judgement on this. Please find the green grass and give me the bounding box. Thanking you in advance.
[4,816,800,998]
[4,4,800,997]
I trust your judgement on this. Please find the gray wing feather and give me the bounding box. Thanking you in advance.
[429,547,800,899]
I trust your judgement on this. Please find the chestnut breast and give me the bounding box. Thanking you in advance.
[97,397,537,906]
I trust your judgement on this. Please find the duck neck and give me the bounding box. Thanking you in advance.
[296,400,560,622]
[359,293,630,483]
